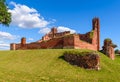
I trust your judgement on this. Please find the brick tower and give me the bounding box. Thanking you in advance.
[92,18,100,51]
[102,39,116,60]
[21,37,26,47]
[51,27,57,38]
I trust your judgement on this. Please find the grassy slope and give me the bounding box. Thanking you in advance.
[0,49,120,82]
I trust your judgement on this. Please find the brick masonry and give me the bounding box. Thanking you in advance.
[10,18,100,51]
[102,39,116,60]
[64,52,100,70]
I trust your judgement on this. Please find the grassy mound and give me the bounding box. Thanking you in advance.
[63,50,100,69]
[0,49,120,82]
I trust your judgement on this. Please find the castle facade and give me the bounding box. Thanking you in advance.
[10,18,100,51]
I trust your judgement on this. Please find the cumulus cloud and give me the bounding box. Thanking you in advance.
[38,27,51,34]
[0,32,17,50]
[0,31,18,40]
[39,26,76,34]
[9,2,49,28]
[0,44,9,47]
[8,1,76,35]
[0,31,19,50]
[0,43,10,50]
[57,26,76,33]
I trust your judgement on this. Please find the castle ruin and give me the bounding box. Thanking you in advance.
[102,39,116,60]
[10,18,100,51]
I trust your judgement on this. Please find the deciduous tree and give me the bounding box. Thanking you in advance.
[0,0,11,26]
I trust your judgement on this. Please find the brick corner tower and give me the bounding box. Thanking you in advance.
[21,37,26,47]
[92,17,100,51]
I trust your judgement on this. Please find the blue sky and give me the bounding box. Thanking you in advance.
[0,0,120,50]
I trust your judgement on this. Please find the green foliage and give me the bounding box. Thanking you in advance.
[0,49,120,81]
[89,30,94,39]
[104,38,117,48]
[115,49,119,54]
[104,38,112,42]
[0,0,11,26]
[115,49,120,55]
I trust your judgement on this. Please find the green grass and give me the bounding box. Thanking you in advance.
[63,50,97,56]
[0,49,120,82]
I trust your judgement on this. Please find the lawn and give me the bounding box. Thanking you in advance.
[0,49,120,82]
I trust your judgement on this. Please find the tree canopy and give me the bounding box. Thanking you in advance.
[0,0,11,26]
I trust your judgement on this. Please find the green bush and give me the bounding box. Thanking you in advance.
[89,30,94,39]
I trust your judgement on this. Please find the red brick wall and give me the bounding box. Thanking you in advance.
[39,38,63,49]
[79,32,92,43]
[74,35,97,50]
[10,18,100,51]
[42,28,70,41]
[64,52,100,70]
[12,44,22,50]
[12,37,64,50]
[11,34,98,51]
[63,35,75,48]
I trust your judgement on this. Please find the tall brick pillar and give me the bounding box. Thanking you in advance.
[21,37,26,47]
[92,18,100,51]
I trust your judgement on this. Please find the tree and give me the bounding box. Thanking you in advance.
[115,49,119,54]
[0,0,11,26]
[115,49,120,55]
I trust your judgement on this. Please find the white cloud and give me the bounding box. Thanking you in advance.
[57,26,76,33]
[0,44,9,47]
[28,38,34,41]
[8,2,76,35]
[9,2,49,28]
[0,31,19,50]
[38,27,51,34]
[0,31,18,40]
[38,26,76,34]
[0,43,10,50]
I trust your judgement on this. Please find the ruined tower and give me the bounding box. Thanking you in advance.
[102,39,116,60]
[51,27,57,38]
[10,43,16,50]
[51,27,57,34]
[21,37,26,47]
[92,18,100,51]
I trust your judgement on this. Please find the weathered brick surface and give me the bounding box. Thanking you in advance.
[13,38,63,50]
[74,35,98,50]
[63,35,74,48]
[102,39,116,60]
[64,53,100,70]
[79,32,92,43]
